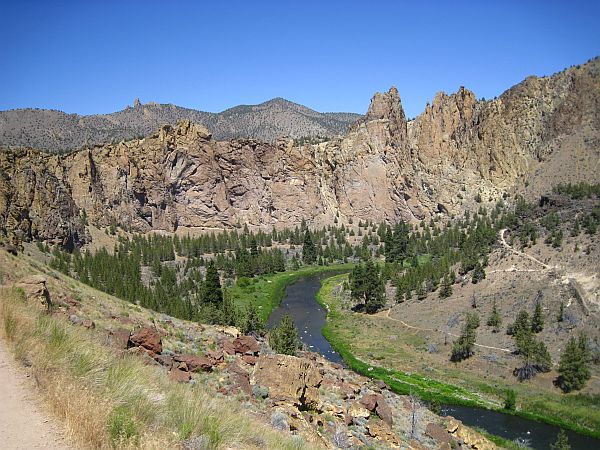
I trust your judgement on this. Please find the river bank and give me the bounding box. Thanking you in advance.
[315,273,600,443]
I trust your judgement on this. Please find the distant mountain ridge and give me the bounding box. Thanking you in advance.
[0,98,362,153]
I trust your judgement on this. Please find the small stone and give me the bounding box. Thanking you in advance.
[169,369,191,383]
[81,319,95,329]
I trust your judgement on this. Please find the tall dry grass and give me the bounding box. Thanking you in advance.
[0,286,314,449]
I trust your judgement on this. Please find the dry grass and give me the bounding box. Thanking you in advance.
[0,286,313,449]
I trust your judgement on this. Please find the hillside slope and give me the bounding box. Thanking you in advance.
[0,98,361,153]
[0,248,498,449]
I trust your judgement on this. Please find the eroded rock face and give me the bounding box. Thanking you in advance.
[15,275,52,311]
[251,354,323,409]
[1,58,598,244]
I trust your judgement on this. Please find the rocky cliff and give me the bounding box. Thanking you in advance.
[1,57,598,246]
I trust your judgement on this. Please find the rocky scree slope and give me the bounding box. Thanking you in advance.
[0,248,496,449]
[0,58,599,247]
[0,97,361,153]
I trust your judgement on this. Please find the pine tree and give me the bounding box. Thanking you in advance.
[471,262,486,284]
[487,300,502,332]
[302,230,317,265]
[451,313,478,361]
[550,429,571,450]
[202,261,223,304]
[507,310,530,336]
[439,274,453,299]
[531,299,544,333]
[269,315,300,355]
[556,334,591,392]
[241,302,264,334]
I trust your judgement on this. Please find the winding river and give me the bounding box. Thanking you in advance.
[268,273,600,450]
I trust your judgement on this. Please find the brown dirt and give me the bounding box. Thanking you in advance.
[0,340,75,449]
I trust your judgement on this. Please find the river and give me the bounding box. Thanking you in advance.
[267,273,600,450]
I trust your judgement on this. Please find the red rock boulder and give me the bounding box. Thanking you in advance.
[130,327,162,354]
[232,335,260,355]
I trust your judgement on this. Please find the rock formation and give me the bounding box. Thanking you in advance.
[0,57,598,246]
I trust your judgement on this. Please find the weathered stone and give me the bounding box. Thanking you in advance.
[4,59,599,245]
[228,363,251,395]
[169,369,191,383]
[242,355,258,365]
[375,399,393,427]
[426,423,452,445]
[359,393,382,411]
[444,417,461,433]
[109,328,131,350]
[251,354,322,409]
[233,335,260,355]
[154,354,174,369]
[454,424,496,450]
[174,354,214,372]
[366,422,401,447]
[15,275,51,310]
[130,327,162,354]
[348,402,370,419]
[81,319,95,329]
[206,349,223,362]
[222,340,236,355]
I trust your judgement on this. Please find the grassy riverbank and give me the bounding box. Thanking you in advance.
[228,264,353,321]
[316,274,600,440]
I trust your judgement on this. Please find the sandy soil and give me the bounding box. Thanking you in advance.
[0,341,75,450]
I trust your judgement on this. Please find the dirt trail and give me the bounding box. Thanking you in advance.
[375,309,512,353]
[499,228,553,270]
[0,340,75,450]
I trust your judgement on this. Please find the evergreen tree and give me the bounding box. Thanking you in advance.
[349,261,385,313]
[531,298,544,333]
[507,310,530,336]
[471,262,486,284]
[241,303,264,334]
[439,274,453,299]
[302,230,317,265]
[487,300,502,332]
[550,430,571,450]
[269,315,300,355]
[451,313,478,361]
[556,334,592,392]
[202,261,223,305]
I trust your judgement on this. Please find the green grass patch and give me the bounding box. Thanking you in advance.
[316,274,600,440]
[228,264,353,321]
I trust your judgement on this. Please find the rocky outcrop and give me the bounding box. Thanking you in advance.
[251,354,323,409]
[1,58,598,245]
[129,327,162,354]
[15,275,52,311]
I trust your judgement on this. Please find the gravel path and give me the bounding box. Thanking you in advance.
[0,340,75,450]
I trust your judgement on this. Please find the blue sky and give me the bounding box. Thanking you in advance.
[1,0,598,118]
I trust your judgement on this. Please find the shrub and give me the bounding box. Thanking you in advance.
[108,406,139,446]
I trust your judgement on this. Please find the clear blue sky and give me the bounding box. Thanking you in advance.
[1,0,598,118]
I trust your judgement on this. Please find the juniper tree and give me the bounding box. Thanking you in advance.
[269,315,300,355]
[550,429,571,450]
[487,300,502,332]
[451,313,479,361]
[531,299,544,333]
[556,334,591,392]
